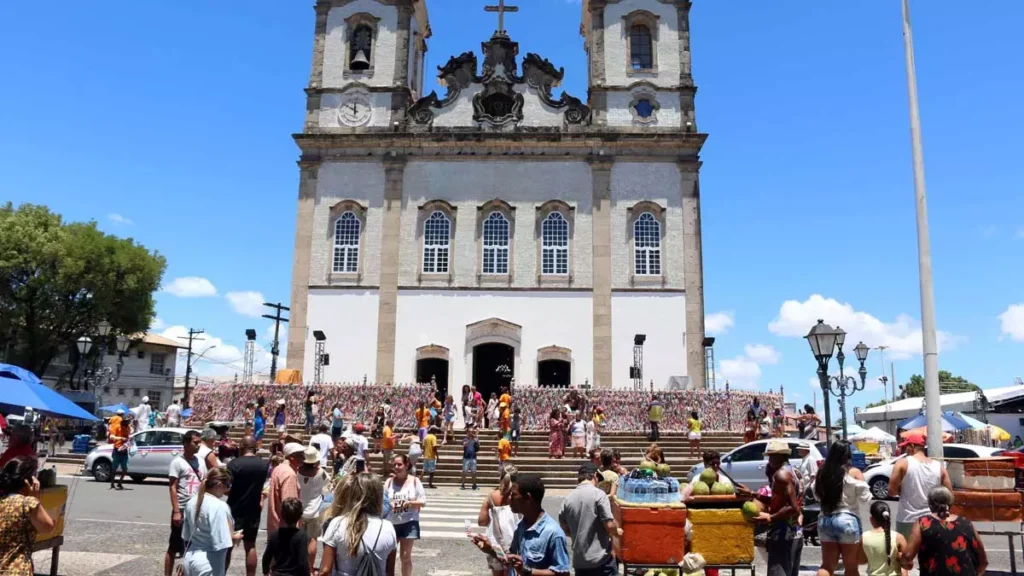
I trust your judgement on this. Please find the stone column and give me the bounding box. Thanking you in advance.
[375,157,406,383]
[286,161,320,372]
[588,1,607,126]
[590,158,613,389]
[390,4,414,125]
[681,166,707,389]
[304,2,330,130]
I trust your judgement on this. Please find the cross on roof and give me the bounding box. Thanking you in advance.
[484,0,518,36]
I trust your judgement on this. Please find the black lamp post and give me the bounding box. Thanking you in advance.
[805,319,840,441]
[806,319,872,441]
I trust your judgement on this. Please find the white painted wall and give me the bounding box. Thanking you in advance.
[606,90,682,128]
[393,290,594,388]
[603,0,681,88]
[398,161,594,288]
[306,289,381,381]
[610,162,685,290]
[987,413,1024,444]
[611,293,687,389]
[324,1,399,88]
[310,161,386,286]
[319,91,394,129]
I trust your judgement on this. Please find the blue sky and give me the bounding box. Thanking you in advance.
[2,1,1022,409]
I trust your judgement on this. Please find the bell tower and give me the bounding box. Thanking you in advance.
[582,0,696,131]
[303,0,431,131]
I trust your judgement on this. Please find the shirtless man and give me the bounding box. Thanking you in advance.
[740,440,803,576]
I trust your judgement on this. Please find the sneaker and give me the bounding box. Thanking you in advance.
[472,485,479,490]
[461,485,467,490]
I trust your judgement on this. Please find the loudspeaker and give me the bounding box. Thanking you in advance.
[322,354,330,366]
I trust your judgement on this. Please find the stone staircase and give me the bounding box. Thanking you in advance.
[228,424,746,489]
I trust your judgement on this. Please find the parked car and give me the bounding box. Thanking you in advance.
[863,443,1005,500]
[686,438,825,492]
[84,427,196,483]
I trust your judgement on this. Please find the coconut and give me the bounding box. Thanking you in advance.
[655,463,672,477]
[639,460,656,472]
[691,482,711,496]
[698,468,718,486]
[741,500,762,521]
[710,481,735,496]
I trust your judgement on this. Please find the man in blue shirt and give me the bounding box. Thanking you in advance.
[460,427,480,490]
[474,472,570,576]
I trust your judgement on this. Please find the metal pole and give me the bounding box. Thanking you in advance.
[818,368,832,443]
[901,0,943,457]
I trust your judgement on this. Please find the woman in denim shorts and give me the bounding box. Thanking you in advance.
[814,440,872,576]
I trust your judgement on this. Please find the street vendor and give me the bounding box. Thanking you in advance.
[739,440,803,576]
[0,420,36,468]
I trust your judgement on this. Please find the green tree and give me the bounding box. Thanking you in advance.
[0,203,167,380]
[901,371,979,398]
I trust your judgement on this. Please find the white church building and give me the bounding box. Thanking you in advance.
[287,0,709,400]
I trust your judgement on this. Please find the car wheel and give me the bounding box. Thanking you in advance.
[870,477,890,499]
[129,475,146,483]
[92,460,112,483]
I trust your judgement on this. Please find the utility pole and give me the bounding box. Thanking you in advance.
[262,302,290,383]
[901,0,942,456]
[875,345,891,400]
[178,328,205,408]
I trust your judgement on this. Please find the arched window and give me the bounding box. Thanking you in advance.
[332,212,360,273]
[350,25,373,71]
[422,211,451,274]
[482,212,510,275]
[541,212,569,275]
[633,212,661,275]
[630,25,653,70]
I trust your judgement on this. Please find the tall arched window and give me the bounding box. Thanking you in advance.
[541,212,569,275]
[633,212,661,275]
[332,212,360,273]
[422,211,451,274]
[630,25,653,70]
[482,212,510,275]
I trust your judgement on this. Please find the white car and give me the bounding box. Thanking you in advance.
[863,444,1005,499]
[83,427,196,483]
[687,438,824,492]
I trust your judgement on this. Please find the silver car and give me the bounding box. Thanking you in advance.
[687,438,825,491]
[84,427,195,483]
[862,443,1005,499]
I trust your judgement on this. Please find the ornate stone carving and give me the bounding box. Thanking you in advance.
[473,34,524,126]
[415,344,450,361]
[521,53,591,125]
[466,317,522,347]
[407,52,479,125]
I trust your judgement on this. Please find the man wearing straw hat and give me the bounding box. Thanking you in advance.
[742,440,803,576]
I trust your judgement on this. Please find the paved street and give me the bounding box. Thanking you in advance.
[38,475,1023,576]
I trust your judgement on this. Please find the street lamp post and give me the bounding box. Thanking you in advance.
[805,321,872,441]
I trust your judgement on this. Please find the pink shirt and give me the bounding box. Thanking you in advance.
[266,463,298,534]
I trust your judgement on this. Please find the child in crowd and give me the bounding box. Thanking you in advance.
[687,410,701,457]
[442,395,456,445]
[381,419,397,475]
[496,430,513,477]
[422,426,440,489]
[261,497,309,576]
[371,408,386,454]
[859,501,907,576]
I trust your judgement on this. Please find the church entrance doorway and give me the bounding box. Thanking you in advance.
[537,359,571,388]
[472,343,514,401]
[416,358,449,400]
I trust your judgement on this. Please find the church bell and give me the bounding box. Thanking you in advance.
[351,50,371,70]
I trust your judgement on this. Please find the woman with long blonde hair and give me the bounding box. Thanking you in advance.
[183,468,242,576]
[319,474,397,576]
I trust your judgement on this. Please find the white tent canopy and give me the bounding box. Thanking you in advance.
[849,426,897,443]
[855,384,1024,424]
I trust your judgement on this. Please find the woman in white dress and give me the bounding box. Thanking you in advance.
[183,468,242,576]
[319,474,397,576]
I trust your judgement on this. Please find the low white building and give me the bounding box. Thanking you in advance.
[43,333,184,414]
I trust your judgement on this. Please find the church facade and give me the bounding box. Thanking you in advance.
[287,0,708,399]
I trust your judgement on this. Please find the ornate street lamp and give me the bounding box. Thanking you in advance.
[807,318,872,441]
[805,319,840,440]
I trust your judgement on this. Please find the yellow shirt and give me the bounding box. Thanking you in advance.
[499,393,512,407]
[689,418,701,433]
[500,408,511,431]
[382,426,397,450]
[415,408,430,428]
[497,438,512,461]
[423,434,438,460]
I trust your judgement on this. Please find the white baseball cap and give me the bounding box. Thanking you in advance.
[283,442,305,457]
[142,396,149,403]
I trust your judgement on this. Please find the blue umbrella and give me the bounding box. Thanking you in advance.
[0,363,43,386]
[898,411,972,432]
[99,404,132,415]
[181,408,193,419]
[0,375,99,421]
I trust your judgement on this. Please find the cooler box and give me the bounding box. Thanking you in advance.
[33,485,67,542]
[72,434,91,454]
[947,458,1016,491]
[952,489,1023,522]
[688,508,755,565]
[613,500,688,565]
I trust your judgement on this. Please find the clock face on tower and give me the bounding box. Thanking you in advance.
[338,93,372,127]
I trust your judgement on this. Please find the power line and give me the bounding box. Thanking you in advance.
[177,328,204,408]
[261,302,289,383]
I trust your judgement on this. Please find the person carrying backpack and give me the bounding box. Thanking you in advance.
[319,474,397,576]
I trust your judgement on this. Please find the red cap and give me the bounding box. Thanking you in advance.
[353,423,366,433]
[899,431,926,448]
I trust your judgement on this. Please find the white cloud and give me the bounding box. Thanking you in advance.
[226,291,265,317]
[150,317,166,331]
[768,294,960,360]
[162,277,217,298]
[107,213,134,226]
[744,344,780,365]
[720,356,762,390]
[999,304,1024,341]
[705,311,735,336]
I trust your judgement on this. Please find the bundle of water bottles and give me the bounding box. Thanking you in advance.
[616,467,681,504]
